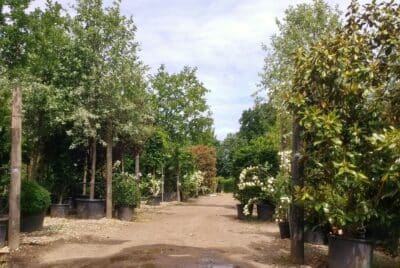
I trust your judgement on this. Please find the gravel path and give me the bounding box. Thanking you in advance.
[8,194,400,267]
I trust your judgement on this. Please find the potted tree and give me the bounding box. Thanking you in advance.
[21,180,51,232]
[288,1,400,265]
[113,172,140,221]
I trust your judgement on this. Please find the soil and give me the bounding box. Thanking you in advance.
[6,194,400,267]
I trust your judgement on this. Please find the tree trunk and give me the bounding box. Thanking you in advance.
[135,153,140,178]
[290,115,305,264]
[176,161,181,202]
[82,152,88,196]
[28,146,41,181]
[9,83,22,250]
[106,128,113,219]
[90,139,97,200]
[161,164,165,202]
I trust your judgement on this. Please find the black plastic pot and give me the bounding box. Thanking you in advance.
[76,198,105,219]
[305,226,328,245]
[256,203,274,221]
[117,206,134,221]
[50,204,70,218]
[21,212,45,232]
[328,235,373,268]
[0,216,8,247]
[236,204,253,220]
[146,197,161,206]
[278,221,290,239]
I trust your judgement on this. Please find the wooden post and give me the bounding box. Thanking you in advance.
[290,115,304,264]
[89,139,97,200]
[105,127,113,219]
[9,84,22,250]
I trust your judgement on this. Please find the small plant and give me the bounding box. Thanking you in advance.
[148,175,161,197]
[113,172,140,208]
[21,180,51,215]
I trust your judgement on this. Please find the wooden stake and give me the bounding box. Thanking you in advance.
[9,83,22,250]
[90,140,97,200]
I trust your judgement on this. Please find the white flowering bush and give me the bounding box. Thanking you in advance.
[274,195,291,222]
[148,175,161,197]
[234,165,276,215]
[182,170,205,198]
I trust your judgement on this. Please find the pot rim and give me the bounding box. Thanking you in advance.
[51,203,70,207]
[329,234,374,244]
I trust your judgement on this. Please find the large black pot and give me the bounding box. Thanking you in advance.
[236,204,253,220]
[50,204,70,218]
[278,221,290,239]
[0,216,8,247]
[256,203,274,221]
[21,212,45,232]
[117,206,134,221]
[146,197,161,206]
[328,235,373,268]
[76,198,105,219]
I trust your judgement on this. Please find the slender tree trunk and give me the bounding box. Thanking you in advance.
[105,127,113,219]
[290,115,304,264]
[135,153,140,178]
[90,139,97,200]
[28,146,41,181]
[9,83,22,250]
[82,152,88,196]
[161,164,164,202]
[176,161,181,202]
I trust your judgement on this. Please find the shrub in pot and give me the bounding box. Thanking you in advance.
[234,165,275,220]
[275,196,291,239]
[113,172,140,221]
[21,180,51,232]
[181,171,204,201]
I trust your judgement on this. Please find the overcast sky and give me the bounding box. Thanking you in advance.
[31,0,367,140]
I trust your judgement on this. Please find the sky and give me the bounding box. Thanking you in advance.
[31,0,366,140]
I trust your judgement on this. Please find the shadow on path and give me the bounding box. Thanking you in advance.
[10,244,255,268]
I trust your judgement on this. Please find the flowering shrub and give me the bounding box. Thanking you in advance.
[275,196,291,222]
[182,170,205,198]
[234,165,275,211]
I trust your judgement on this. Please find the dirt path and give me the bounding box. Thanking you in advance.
[10,194,303,267]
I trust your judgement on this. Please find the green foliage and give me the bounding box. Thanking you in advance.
[113,172,140,208]
[216,133,246,177]
[217,177,235,193]
[290,0,400,237]
[21,180,51,215]
[233,136,279,178]
[239,102,276,142]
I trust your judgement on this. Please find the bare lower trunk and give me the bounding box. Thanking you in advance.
[161,164,165,202]
[176,162,181,202]
[28,146,41,181]
[90,140,97,200]
[290,115,304,264]
[9,84,22,250]
[106,128,113,219]
[135,153,140,178]
[82,153,88,195]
